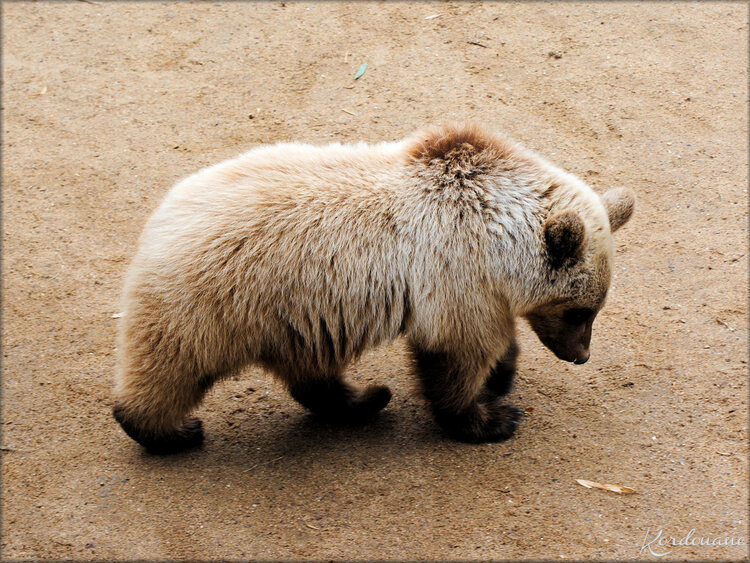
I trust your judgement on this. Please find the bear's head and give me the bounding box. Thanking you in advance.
[525,187,635,364]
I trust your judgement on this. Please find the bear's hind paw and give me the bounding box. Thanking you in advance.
[114,404,205,455]
[143,418,205,455]
[331,384,393,425]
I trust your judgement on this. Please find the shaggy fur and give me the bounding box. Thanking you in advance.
[113,123,635,453]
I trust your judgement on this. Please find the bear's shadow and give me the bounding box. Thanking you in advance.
[141,398,474,476]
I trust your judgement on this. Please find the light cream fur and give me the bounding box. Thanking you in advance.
[114,123,633,441]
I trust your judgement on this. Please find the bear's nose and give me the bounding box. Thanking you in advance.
[573,351,590,364]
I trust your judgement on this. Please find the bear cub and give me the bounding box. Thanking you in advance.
[113,123,635,454]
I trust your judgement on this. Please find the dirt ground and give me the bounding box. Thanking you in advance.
[2,1,748,560]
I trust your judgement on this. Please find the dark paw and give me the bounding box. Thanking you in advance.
[114,402,205,455]
[479,403,523,442]
[115,404,205,455]
[143,418,205,455]
[333,384,392,424]
[358,384,392,414]
[313,384,392,425]
[435,399,523,443]
[291,378,392,425]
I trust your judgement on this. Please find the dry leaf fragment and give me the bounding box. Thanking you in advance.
[575,478,635,494]
[716,451,732,456]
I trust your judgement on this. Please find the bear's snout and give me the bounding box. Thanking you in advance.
[573,350,590,364]
[552,345,590,365]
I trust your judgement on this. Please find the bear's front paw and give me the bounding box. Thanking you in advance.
[434,398,523,443]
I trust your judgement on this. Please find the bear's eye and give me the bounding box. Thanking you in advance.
[562,308,593,325]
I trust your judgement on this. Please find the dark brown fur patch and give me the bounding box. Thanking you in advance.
[405,123,513,168]
[544,210,586,269]
[541,181,561,199]
[486,340,519,396]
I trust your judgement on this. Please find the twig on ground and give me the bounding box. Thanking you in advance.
[244,455,284,472]
[715,318,735,331]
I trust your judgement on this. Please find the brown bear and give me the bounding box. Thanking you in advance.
[113,123,635,454]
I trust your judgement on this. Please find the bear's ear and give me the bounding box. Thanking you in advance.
[601,187,636,232]
[544,210,586,269]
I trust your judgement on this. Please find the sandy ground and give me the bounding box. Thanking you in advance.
[2,1,748,560]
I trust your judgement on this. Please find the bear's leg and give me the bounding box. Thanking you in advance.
[411,347,523,443]
[485,339,519,396]
[287,373,392,424]
[113,366,214,455]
